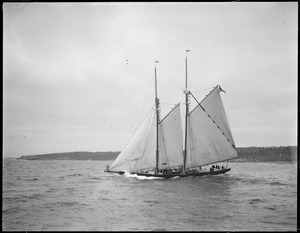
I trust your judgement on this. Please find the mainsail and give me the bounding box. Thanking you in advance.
[109,104,183,172]
[186,86,237,168]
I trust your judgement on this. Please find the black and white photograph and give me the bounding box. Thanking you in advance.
[3,2,297,231]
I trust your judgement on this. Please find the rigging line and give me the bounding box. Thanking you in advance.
[158,65,185,98]
[161,126,170,169]
[120,106,155,153]
[159,72,182,92]
[135,75,154,132]
[160,92,182,101]
[159,60,184,86]
[154,60,185,101]
[160,87,182,102]
[117,76,153,149]
[160,102,179,106]
[191,86,215,96]
[190,127,194,167]
[132,109,156,172]
[189,91,236,150]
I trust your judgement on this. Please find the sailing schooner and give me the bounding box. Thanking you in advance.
[105,52,238,178]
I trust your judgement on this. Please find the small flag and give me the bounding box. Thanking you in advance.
[186,49,190,52]
[219,85,226,93]
[155,60,160,63]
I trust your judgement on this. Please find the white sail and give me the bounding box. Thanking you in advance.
[158,103,183,169]
[200,86,235,146]
[134,104,184,171]
[109,108,156,172]
[186,86,237,168]
[133,111,157,171]
[110,103,184,172]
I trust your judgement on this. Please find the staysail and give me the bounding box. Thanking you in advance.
[158,103,183,169]
[186,86,237,168]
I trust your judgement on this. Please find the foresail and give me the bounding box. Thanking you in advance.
[158,104,183,169]
[109,109,156,172]
[186,86,237,167]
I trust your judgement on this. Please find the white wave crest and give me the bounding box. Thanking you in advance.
[124,171,163,180]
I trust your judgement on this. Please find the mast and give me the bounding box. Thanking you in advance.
[154,61,160,174]
[183,50,190,171]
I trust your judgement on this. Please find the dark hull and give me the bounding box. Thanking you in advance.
[104,170,125,175]
[132,168,231,178]
[105,168,231,178]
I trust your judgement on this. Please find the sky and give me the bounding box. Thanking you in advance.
[3,2,298,158]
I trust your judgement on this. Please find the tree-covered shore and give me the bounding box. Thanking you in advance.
[18,146,297,163]
[233,146,297,162]
[18,151,120,161]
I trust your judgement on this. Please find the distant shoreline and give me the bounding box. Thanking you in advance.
[5,158,295,164]
[15,146,297,163]
[230,160,295,164]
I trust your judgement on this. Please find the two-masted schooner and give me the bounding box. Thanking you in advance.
[105,52,238,178]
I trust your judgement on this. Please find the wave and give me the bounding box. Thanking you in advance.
[11,177,39,181]
[54,201,90,207]
[269,181,288,186]
[228,174,289,187]
[27,193,44,200]
[260,220,292,226]
[3,193,45,204]
[59,173,84,179]
[248,198,265,204]
[46,187,59,193]
[28,178,39,181]
[2,206,22,214]
[263,206,276,210]
[143,200,161,204]
[151,228,168,231]
[97,197,111,201]
[89,176,102,180]
[249,198,265,203]
[66,173,83,177]
[4,182,17,186]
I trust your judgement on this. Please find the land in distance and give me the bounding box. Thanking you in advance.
[17,146,297,163]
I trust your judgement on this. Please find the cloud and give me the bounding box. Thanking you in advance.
[3,2,298,157]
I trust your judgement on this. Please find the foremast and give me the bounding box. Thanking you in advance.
[183,50,190,172]
[154,61,160,174]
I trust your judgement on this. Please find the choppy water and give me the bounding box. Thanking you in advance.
[2,159,297,231]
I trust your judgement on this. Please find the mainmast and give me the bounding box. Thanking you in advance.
[183,50,190,171]
[154,61,160,174]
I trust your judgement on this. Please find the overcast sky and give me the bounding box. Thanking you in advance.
[3,2,297,157]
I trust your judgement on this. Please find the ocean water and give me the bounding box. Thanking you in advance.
[2,159,297,231]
